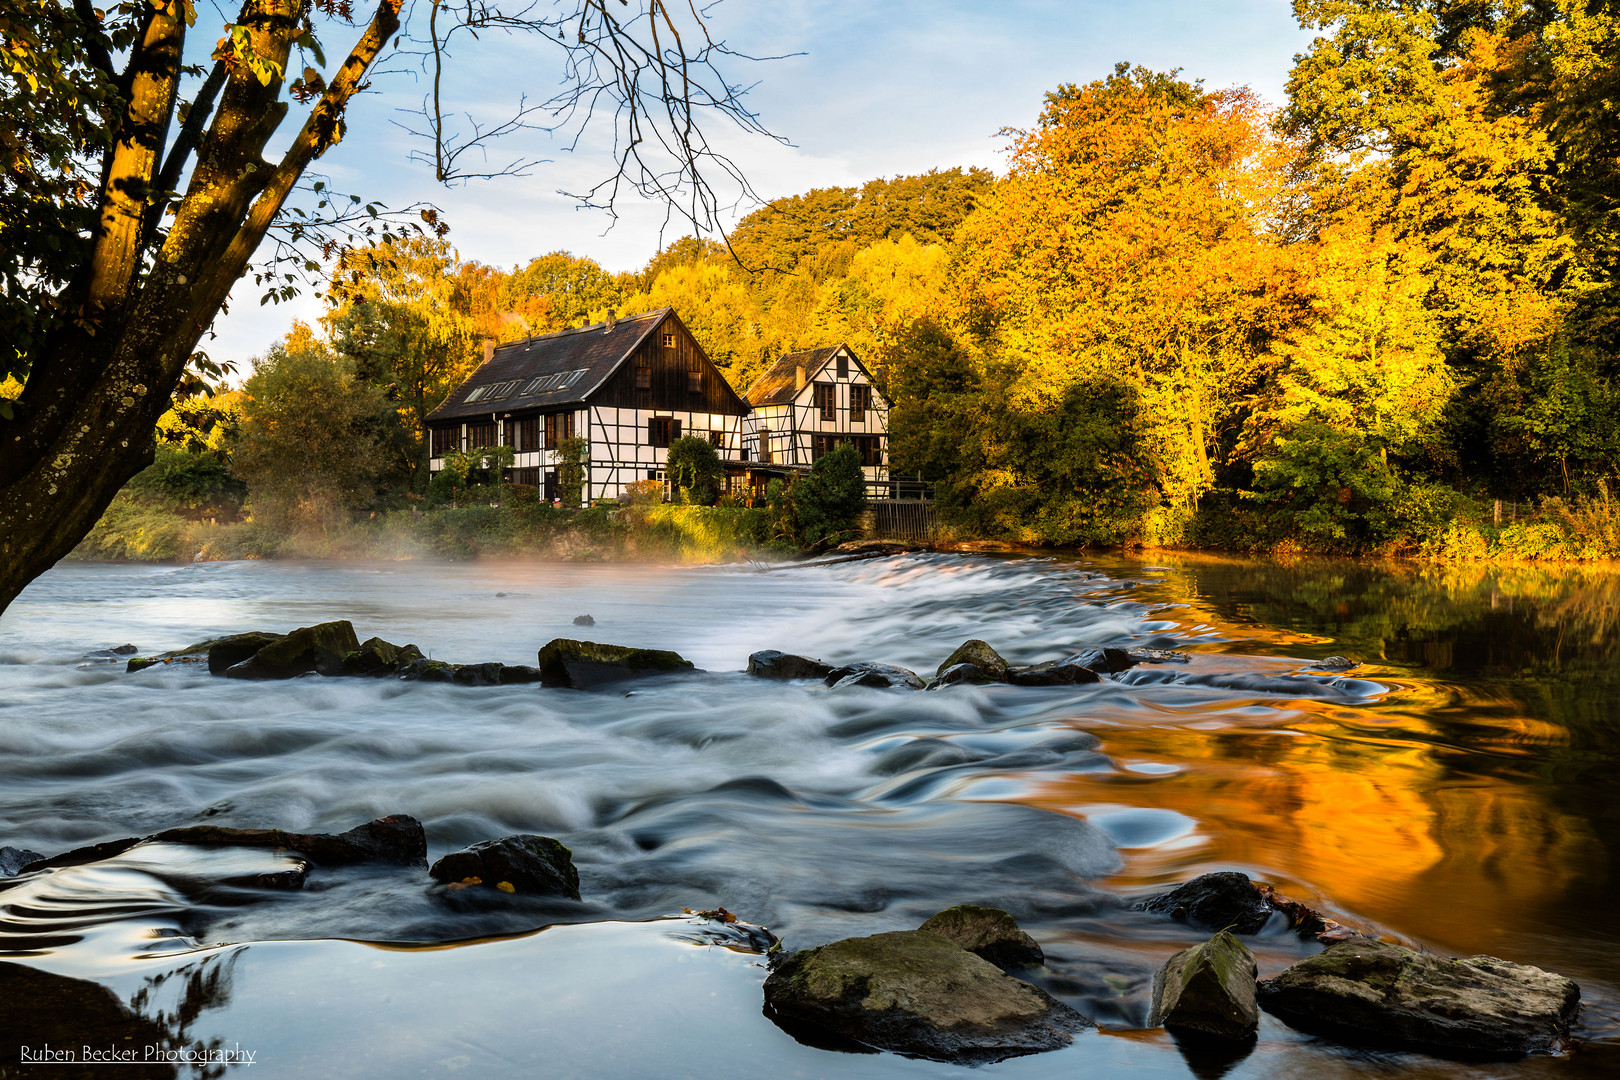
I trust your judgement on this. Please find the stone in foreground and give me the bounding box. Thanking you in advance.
[747,650,834,681]
[763,930,1089,1063]
[823,662,926,691]
[537,638,695,689]
[223,620,361,680]
[1149,931,1259,1041]
[1141,871,1272,935]
[429,834,581,900]
[918,904,1044,968]
[935,640,1009,681]
[1257,938,1580,1056]
[928,662,997,688]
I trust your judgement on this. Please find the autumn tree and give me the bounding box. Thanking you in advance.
[0,0,776,615]
[232,324,392,532]
[947,65,1286,541]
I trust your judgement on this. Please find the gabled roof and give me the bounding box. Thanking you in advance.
[744,343,887,408]
[745,346,841,407]
[426,309,668,423]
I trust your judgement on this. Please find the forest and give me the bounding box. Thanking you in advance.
[51,0,1620,561]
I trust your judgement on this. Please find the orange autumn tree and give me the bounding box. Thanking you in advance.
[943,65,1289,543]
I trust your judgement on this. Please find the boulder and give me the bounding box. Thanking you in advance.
[0,846,45,877]
[935,640,1009,681]
[763,930,1089,1063]
[747,650,834,681]
[918,904,1044,968]
[1127,647,1190,664]
[149,814,427,867]
[206,631,287,675]
[429,834,580,899]
[928,662,996,689]
[1149,931,1260,1041]
[536,638,696,689]
[498,664,544,685]
[399,657,456,682]
[1070,646,1136,674]
[223,620,360,680]
[1141,872,1272,935]
[572,614,596,626]
[824,662,925,691]
[1007,659,1102,686]
[452,662,504,686]
[340,636,411,677]
[1303,656,1357,672]
[1257,938,1581,1055]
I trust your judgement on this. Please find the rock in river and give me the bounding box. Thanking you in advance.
[763,930,1090,1063]
[824,662,925,691]
[0,846,45,877]
[1149,931,1259,1041]
[747,650,834,681]
[536,638,696,689]
[935,640,1009,681]
[223,620,361,679]
[1257,938,1581,1056]
[1006,658,1101,686]
[429,835,580,899]
[1141,871,1273,935]
[918,904,1044,968]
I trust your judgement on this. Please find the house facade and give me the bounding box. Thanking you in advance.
[739,344,891,495]
[425,308,750,503]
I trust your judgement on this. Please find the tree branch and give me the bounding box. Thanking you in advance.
[178,0,404,344]
[85,1,188,315]
[140,59,230,257]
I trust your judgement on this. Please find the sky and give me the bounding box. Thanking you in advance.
[205,0,1316,372]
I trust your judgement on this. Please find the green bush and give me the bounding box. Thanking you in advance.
[666,435,724,505]
[790,442,868,549]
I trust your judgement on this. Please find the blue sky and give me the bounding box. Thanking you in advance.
[206,0,1315,371]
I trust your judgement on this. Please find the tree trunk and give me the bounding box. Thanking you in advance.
[0,0,402,616]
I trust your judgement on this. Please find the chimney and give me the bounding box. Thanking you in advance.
[481,338,495,364]
[795,365,807,390]
[604,308,616,333]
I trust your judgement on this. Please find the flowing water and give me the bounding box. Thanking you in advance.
[0,554,1616,1079]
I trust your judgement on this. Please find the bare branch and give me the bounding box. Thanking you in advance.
[397,0,795,235]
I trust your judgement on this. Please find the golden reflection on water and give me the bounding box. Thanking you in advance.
[1019,560,1613,968]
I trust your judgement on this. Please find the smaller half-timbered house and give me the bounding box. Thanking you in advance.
[425,308,750,504]
[740,344,891,494]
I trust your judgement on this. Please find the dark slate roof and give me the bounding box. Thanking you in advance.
[426,309,668,423]
[745,346,841,407]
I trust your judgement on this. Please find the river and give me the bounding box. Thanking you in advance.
[0,553,1615,1079]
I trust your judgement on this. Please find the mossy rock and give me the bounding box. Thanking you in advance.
[536,638,695,689]
[207,632,287,675]
[1149,931,1259,1041]
[1258,938,1581,1055]
[763,930,1089,1063]
[936,639,1008,680]
[223,621,360,680]
[918,904,1043,968]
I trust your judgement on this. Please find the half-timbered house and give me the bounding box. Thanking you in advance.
[424,308,750,504]
[740,344,891,495]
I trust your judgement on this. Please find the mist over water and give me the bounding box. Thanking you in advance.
[1,555,1616,1078]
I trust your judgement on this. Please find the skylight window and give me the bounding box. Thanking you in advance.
[555,368,585,390]
[484,380,520,401]
[464,385,492,403]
